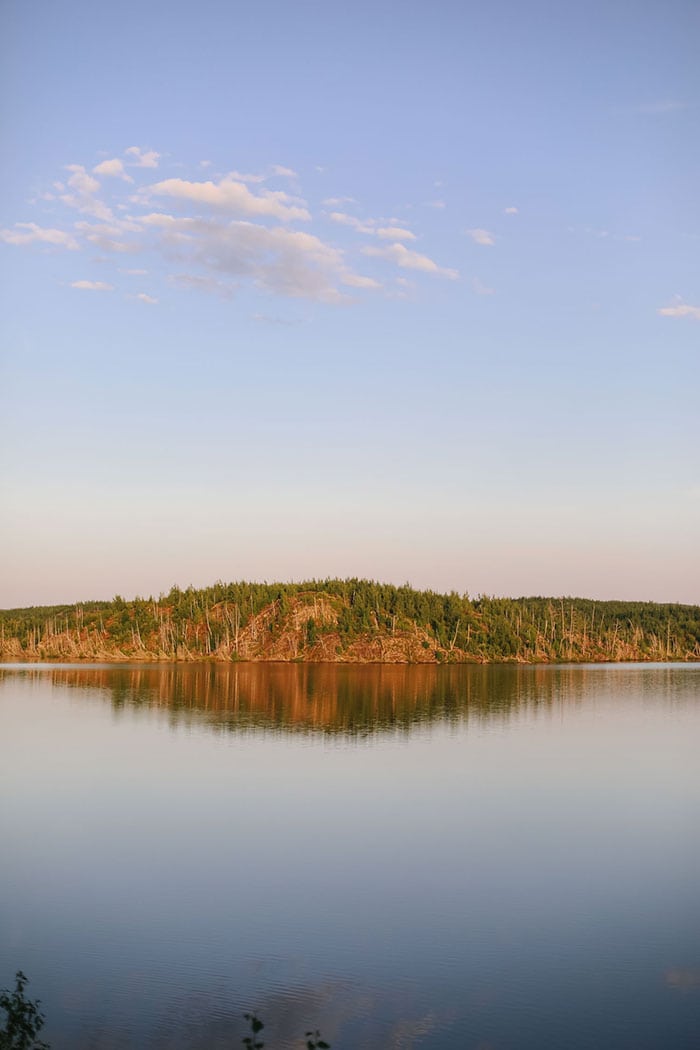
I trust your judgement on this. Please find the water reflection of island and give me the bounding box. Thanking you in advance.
[3,662,693,736]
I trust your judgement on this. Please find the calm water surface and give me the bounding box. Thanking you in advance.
[1,663,699,1049]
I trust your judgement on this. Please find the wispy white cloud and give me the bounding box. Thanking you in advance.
[125,146,160,168]
[363,242,458,279]
[0,222,79,250]
[169,273,237,298]
[93,158,133,182]
[145,214,356,302]
[328,211,375,234]
[465,228,496,246]
[5,149,464,304]
[637,100,687,115]
[376,226,415,241]
[658,301,700,320]
[425,200,446,209]
[227,170,267,184]
[71,280,114,291]
[472,277,495,296]
[323,196,356,207]
[252,312,302,325]
[329,212,415,242]
[61,165,113,220]
[135,292,158,305]
[504,206,518,215]
[342,273,381,290]
[142,176,311,222]
[74,218,142,253]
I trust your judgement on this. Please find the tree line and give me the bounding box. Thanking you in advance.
[1,579,698,663]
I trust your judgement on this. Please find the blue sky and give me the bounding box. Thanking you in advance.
[1,0,698,607]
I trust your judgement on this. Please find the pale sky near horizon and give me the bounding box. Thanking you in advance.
[1,0,698,608]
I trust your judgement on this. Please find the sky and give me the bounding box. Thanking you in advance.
[0,0,698,608]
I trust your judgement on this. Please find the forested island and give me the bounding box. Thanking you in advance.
[1,580,698,663]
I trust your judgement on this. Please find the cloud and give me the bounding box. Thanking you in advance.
[342,273,381,290]
[252,312,301,325]
[143,176,311,222]
[71,280,113,291]
[145,214,357,302]
[638,100,687,115]
[329,212,415,242]
[125,146,160,168]
[472,277,495,296]
[227,170,267,184]
[425,200,445,209]
[363,242,458,279]
[93,158,133,182]
[328,211,375,234]
[136,292,158,304]
[0,222,79,250]
[657,302,700,320]
[73,218,142,253]
[323,196,356,207]
[169,273,237,298]
[60,165,113,220]
[504,206,518,215]
[465,228,496,246]
[376,226,415,241]
[5,149,466,305]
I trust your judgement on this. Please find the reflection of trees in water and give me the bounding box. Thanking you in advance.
[61,973,447,1050]
[2,663,695,737]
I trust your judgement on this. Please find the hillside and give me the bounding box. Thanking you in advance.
[1,579,699,663]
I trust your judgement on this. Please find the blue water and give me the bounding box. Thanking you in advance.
[1,663,699,1048]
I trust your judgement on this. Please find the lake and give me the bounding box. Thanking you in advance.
[1,663,699,1049]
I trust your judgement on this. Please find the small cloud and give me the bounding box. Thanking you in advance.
[323,196,356,207]
[71,280,113,291]
[466,228,495,246]
[0,222,79,250]
[504,206,518,215]
[227,170,267,184]
[136,292,158,304]
[168,273,237,298]
[252,312,301,325]
[199,160,212,168]
[328,211,375,234]
[120,267,148,275]
[270,165,297,178]
[638,100,687,115]
[125,146,160,168]
[376,226,415,242]
[363,242,458,279]
[342,273,381,290]
[657,300,700,321]
[472,277,495,296]
[425,200,446,209]
[93,158,133,182]
[142,176,310,222]
[73,218,141,253]
[60,164,113,220]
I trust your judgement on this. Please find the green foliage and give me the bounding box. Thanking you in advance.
[241,1013,330,1050]
[305,1030,330,1050]
[0,972,49,1050]
[1,579,699,663]
[242,1012,264,1050]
